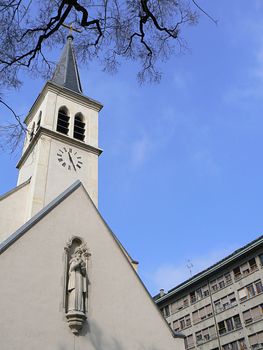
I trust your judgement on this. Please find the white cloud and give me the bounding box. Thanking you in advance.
[130,136,152,167]
[151,246,237,292]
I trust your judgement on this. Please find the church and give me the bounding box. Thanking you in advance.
[0,34,185,350]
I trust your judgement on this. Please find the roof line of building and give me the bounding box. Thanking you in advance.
[154,234,263,302]
[0,180,82,254]
[0,177,31,202]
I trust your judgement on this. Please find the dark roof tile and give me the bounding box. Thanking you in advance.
[51,35,82,94]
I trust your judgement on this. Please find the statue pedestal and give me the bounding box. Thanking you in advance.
[66,311,87,335]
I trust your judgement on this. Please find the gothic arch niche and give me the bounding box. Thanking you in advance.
[64,237,90,335]
[73,113,85,141]
[57,106,70,135]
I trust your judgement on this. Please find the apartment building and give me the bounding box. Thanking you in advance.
[154,236,263,350]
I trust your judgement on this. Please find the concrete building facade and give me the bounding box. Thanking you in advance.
[155,236,263,350]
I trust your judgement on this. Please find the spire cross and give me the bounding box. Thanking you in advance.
[62,23,82,34]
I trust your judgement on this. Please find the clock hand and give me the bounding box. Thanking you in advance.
[68,152,76,171]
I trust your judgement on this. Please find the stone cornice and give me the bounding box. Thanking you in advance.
[16,126,103,169]
[24,81,103,125]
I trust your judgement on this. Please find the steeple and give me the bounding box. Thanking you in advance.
[51,35,82,94]
[16,33,103,218]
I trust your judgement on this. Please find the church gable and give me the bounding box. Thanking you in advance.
[0,182,183,350]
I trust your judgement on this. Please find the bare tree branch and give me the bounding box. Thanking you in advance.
[0,0,216,152]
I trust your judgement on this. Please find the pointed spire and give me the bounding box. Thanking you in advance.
[51,35,82,94]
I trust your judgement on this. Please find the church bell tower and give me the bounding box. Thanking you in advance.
[17,35,103,218]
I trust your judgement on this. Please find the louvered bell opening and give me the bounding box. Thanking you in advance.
[57,110,70,135]
[74,116,85,141]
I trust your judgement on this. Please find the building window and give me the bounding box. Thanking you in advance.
[225,273,232,284]
[57,107,69,135]
[223,338,247,350]
[173,314,191,331]
[171,295,189,313]
[203,286,210,297]
[249,258,257,271]
[247,284,256,297]
[184,334,194,349]
[189,284,209,304]
[195,325,216,344]
[226,318,234,332]
[173,320,179,332]
[233,314,242,328]
[36,111,42,131]
[259,253,263,266]
[190,291,196,303]
[161,305,170,318]
[233,266,241,279]
[210,273,233,293]
[218,314,242,335]
[192,304,213,324]
[218,277,225,289]
[238,279,263,302]
[233,258,258,281]
[73,113,85,141]
[179,314,191,330]
[243,304,263,325]
[249,331,263,349]
[185,314,191,327]
[255,280,263,294]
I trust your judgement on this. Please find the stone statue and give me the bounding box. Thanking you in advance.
[67,246,87,313]
[64,238,90,335]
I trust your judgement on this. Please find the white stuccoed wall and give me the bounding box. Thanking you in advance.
[17,82,102,218]
[0,181,30,243]
[0,185,185,350]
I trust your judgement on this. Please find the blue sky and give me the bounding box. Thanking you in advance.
[1,1,263,295]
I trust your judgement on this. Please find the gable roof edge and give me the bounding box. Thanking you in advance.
[79,184,177,340]
[0,180,81,254]
[0,178,31,202]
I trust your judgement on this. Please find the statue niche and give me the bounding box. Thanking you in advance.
[64,237,90,335]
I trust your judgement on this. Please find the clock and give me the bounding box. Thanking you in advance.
[57,147,83,171]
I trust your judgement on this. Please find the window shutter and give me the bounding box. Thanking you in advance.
[238,288,247,300]
[171,301,177,314]
[210,325,216,338]
[206,304,212,316]
[188,335,194,346]
[243,310,251,323]
[199,307,206,319]
[258,331,263,344]
[193,311,199,324]
[249,334,258,346]
[173,320,179,330]
[251,306,261,320]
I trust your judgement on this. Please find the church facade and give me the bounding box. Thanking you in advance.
[0,35,184,350]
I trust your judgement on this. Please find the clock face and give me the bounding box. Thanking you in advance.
[57,147,83,171]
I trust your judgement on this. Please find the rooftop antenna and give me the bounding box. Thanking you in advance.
[187,260,193,277]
